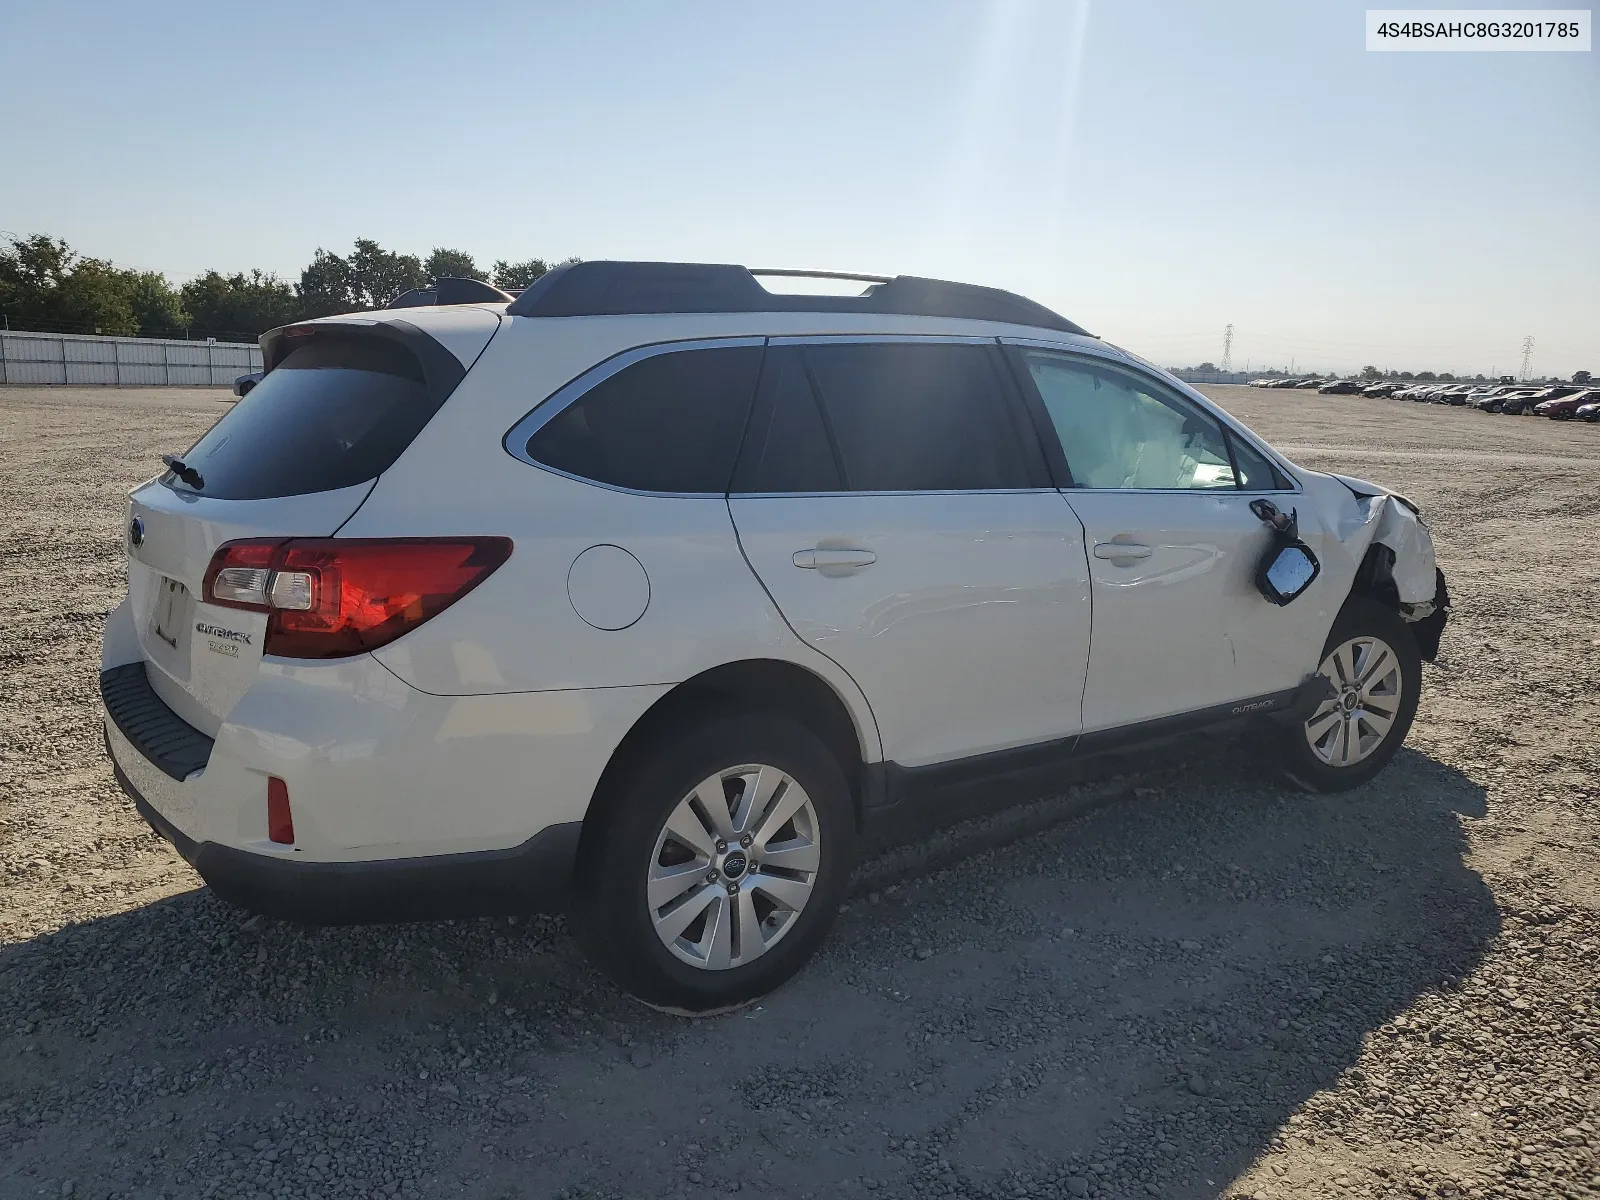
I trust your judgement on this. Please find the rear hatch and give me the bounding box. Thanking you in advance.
[125,314,497,735]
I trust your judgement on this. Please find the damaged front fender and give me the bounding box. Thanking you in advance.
[1296,470,1449,658]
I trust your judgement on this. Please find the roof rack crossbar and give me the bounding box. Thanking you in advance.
[504,261,1088,336]
[748,268,893,284]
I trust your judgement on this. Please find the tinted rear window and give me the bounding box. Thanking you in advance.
[731,348,844,493]
[801,342,1036,492]
[526,345,763,493]
[174,336,438,500]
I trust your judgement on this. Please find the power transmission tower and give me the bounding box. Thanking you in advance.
[1519,336,1535,381]
[1221,324,1235,373]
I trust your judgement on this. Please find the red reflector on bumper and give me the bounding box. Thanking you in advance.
[267,777,294,845]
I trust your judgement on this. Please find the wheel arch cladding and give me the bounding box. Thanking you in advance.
[581,659,871,847]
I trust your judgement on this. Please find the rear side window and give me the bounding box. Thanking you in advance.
[527,346,763,493]
[175,336,438,500]
[732,348,843,493]
[738,342,1037,493]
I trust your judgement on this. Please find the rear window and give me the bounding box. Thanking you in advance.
[526,345,764,493]
[171,336,439,500]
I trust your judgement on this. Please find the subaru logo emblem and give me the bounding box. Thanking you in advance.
[722,852,748,879]
[129,517,144,548]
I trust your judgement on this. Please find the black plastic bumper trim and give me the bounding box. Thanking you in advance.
[109,750,580,924]
[100,662,214,781]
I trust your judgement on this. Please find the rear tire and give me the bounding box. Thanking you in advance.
[1275,598,1421,793]
[572,712,854,1013]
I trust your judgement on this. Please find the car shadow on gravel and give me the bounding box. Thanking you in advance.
[0,743,1497,1200]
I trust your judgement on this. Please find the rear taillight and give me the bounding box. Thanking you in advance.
[202,537,512,659]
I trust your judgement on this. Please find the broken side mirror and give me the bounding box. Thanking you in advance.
[1250,498,1321,605]
[1259,541,1320,605]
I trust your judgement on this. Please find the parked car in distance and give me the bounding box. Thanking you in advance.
[1473,389,1519,411]
[1535,389,1599,419]
[1485,390,1537,412]
[1295,378,1325,389]
[99,260,1450,1011]
[1319,380,1365,395]
[1576,399,1600,422]
[232,371,263,398]
[1504,386,1576,415]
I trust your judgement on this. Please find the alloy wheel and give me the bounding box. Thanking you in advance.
[646,764,821,970]
[1304,635,1405,767]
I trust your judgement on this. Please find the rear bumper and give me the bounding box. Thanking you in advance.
[109,737,580,923]
[96,650,668,924]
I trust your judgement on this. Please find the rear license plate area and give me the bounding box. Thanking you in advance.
[151,577,190,651]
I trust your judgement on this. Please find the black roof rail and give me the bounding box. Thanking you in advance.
[504,261,1089,335]
[385,277,516,309]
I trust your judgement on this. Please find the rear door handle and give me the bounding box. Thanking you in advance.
[1093,540,1153,563]
[793,548,877,572]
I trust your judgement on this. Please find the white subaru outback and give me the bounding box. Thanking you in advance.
[101,263,1449,1011]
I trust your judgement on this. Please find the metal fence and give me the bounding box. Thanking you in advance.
[1168,369,1254,385]
[0,330,262,387]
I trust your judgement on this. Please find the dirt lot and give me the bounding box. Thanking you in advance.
[1,383,1597,1200]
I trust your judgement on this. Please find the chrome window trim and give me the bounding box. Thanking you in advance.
[1000,336,1304,494]
[727,488,1061,499]
[501,335,767,491]
[766,333,996,347]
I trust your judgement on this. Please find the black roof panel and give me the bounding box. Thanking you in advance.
[504,261,1089,335]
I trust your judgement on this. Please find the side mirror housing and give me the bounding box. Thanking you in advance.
[1258,541,1320,605]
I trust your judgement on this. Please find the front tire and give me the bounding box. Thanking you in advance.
[1276,598,1422,792]
[573,712,855,1013]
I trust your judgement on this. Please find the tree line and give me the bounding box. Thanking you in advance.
[0,233,574,343]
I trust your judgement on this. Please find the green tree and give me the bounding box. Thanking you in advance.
[1438,373,1456,382]
[297,248,360,318]
[1360,365,1382,380]
[1574,370,1592,385]
[492,257,549,290]
[296,239,427,316]
[182,270,299,338]
[424,248,484,284]
[1415,371,1437,381]
[349,238,425,308]
[0,236,142,335]
[127,271,188,335]
[53,259,138,335]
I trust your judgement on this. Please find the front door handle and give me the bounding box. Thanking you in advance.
[1093,540,1153,563]
[793,547,877,573]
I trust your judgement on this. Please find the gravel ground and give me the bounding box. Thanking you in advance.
[1,383,1596,1200]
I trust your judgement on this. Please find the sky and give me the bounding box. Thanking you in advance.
[1,0,1595,377]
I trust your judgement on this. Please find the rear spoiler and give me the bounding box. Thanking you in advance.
[256,319,467,407]
[385,277,514,309]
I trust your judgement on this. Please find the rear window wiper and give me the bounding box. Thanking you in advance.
[162,455,205,490]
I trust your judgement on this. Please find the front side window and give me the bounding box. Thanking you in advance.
[527,345,764,493]
[735,342,1037,493]
[1018,351,1255,490]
